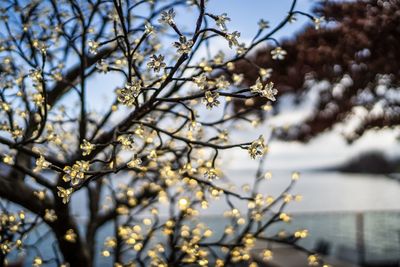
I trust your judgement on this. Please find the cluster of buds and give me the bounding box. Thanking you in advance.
[62,160,90,186]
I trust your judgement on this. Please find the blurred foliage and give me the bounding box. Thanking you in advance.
[236,0,400,142]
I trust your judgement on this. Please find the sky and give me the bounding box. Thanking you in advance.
[86,0,316,109]
[205,0,314,39]
[86,0,315,108]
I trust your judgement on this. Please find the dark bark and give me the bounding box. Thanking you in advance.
[51,201,92,267]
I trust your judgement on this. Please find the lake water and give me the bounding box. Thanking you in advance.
[219,170,400,265]
[171,170,400,217]
[224,170,400,213]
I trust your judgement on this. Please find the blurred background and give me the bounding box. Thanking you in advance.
[3,0,399,266]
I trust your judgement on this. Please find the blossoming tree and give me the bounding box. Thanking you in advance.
[0,0,324,266]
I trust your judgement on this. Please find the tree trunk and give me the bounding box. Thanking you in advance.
[55,233,92,267]
[52,201,92,267]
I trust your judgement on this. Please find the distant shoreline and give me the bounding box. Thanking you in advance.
[317,151,400,176]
